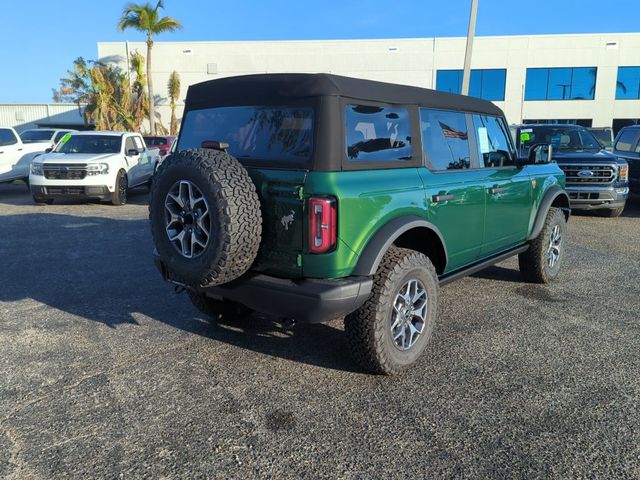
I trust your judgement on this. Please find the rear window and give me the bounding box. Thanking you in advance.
[615,129,640,152]
[178,106,313,163]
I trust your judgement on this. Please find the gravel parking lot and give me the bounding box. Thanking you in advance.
[1,181,639,479]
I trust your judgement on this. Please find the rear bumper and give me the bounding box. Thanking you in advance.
[566,184,628,210]
[154,255,373,324]
[31,185,111,201]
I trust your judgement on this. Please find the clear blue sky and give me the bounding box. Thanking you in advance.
[2,0,639,103]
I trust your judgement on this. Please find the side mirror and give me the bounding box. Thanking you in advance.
[44,148,52,153]
[519,143,552,166]
[127,148,140,156]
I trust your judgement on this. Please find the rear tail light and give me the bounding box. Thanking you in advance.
[309,196,337,254]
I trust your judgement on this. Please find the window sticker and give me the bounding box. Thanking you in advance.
[59,133,72,145]
[478,127,490,153]
[520,132,531,143]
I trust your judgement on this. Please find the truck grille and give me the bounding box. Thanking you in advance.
[43,164,87,180]
[559,164,616,185]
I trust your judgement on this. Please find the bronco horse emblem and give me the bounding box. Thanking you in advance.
[280,210,295,231]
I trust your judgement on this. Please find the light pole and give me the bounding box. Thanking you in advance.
[461,0,479,96]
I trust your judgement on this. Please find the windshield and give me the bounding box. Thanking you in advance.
[178,106,313,163]
[519,126,601,152]
[20,130,55,142]
[55,135,122,154]
[144,136,169,146]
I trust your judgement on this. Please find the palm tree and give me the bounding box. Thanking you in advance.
[117,1,182,134]
[167,70,180,135]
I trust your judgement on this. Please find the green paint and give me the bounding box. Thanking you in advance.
[244,163,564,281]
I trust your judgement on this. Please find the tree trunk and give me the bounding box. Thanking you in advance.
[170,102,177,135]
[146,38,156,135]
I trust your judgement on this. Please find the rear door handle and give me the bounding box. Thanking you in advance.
[432,194,455,203]
[488,187,506,195]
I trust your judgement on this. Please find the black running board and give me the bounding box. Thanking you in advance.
[438,245,529,286]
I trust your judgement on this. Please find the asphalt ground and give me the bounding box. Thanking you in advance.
[1,181,639,479]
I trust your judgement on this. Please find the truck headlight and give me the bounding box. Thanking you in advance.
[31,162,43,176]
[86,163,110,175]
[618,164,629,182]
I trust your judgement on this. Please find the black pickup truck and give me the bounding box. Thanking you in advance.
[612,125,640,195]
[512,124,629,217]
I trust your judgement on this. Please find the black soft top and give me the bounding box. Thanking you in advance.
[185,73,503,116]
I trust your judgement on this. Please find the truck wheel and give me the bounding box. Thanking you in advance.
[149,148,262,287]
[187,290,252,322]
[597,207,624,218]
[32,195,53,205]
[111,170,128,206]
[344,247,438,375]
[518,207,567,283]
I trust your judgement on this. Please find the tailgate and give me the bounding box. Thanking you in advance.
[246,168,307,278]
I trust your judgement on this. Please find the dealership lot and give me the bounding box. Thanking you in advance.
[1,182,639,478]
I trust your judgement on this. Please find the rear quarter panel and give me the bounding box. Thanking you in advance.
[303,168,426,279]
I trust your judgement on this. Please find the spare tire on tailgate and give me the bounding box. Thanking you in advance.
[149,148,262,287]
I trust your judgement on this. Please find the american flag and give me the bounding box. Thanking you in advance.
[439,121,468,140]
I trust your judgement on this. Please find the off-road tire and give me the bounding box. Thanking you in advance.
[344,247,438,375]
[597,206,624,218]
[111,170,128,206]
[149,148,262,287]
[187,290,252,322]
[518,207,566,283]
[32,195,53,205]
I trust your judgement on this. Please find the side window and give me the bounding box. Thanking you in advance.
[345,105,412,162]
[133,136,145,150]
[0,128,18,147]
[125,137,137,154]
[420,109,471,171]
[615,130,640,152]
[472,115,516,168]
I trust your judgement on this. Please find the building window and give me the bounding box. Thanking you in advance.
[525,67,597,100]
[435,69,506,101]
[616,67,640,100]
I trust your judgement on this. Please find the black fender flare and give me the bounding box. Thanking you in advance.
[528,186,570,241]
[351,215,448,276]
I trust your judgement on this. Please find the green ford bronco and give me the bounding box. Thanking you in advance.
[150,74,570,375]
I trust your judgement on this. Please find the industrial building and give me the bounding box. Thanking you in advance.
[96,32,640,134]
[0,104,87,132]
[3,33,639,134]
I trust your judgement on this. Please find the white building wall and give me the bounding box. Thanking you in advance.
[97,33,640,130]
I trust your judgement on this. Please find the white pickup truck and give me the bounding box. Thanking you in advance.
[29,131,160,205]
[0,127,48,184]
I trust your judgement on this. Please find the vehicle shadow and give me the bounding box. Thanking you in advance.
[0,212,359,373]
[0,182,150,207]
[470,264,523,283]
